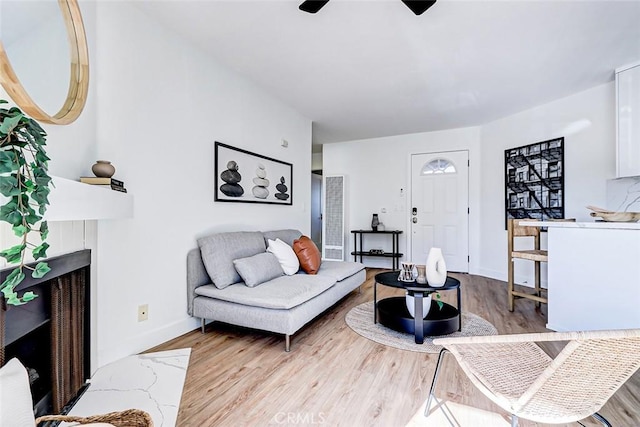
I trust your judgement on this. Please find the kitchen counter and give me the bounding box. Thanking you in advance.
[521,220,640,331]
[521,220,640,230]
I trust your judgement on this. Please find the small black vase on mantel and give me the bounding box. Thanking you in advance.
[371,214,380,231]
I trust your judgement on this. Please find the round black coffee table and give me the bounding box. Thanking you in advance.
[374,271,461,344]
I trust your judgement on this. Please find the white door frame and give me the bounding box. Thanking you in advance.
[407,149,470,272]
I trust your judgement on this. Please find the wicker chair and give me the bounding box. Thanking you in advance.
[424,329,640,426]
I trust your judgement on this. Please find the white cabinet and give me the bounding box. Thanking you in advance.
[616,62,640,177]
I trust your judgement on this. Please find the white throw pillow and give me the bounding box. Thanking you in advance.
[0,358,36,427]
[266,238,299,275]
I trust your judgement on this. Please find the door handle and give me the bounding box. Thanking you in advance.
[412,217,418,224]
[412,207,417,215]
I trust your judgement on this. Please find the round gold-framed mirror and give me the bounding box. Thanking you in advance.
[0,0,89,125]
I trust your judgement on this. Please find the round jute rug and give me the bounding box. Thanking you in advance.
[345,302,497,353]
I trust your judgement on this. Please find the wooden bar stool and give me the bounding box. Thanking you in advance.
[507,218,548,312]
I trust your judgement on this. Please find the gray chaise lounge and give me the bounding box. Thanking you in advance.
[187,229,365,351]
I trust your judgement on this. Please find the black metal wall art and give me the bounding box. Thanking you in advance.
[504,137,564,227]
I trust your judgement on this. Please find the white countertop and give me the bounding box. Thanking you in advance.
[520,220,640,230]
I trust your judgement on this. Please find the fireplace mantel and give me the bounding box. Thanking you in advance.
[46,176,133,221]
[0,176,133,222]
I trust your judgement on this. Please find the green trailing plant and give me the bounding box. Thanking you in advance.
[433,291,443,310]
[0,100,52,305]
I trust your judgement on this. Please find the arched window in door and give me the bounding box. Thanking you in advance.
[421,158,457,175]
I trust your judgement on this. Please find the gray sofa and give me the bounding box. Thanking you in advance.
[187,229,365,351]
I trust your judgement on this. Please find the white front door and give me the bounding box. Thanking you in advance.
[411,151,469,272]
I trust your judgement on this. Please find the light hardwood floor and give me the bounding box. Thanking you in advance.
[149,269,640,426]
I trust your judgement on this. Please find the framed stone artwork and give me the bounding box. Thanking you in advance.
[504,137,564,228]
[214,141,293,205]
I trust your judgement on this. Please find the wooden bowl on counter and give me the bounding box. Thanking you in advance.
[587,206,640,222]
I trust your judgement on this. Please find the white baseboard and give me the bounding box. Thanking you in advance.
[96,317,199,370]
[475,268,547,289]
[476,267,502,281]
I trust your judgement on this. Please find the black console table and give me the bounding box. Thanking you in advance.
[351,229,403,270]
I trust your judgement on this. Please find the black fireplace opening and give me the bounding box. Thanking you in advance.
[5,281,53,414]
[1,249,91,419]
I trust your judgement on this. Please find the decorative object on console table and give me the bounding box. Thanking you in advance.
[426,247,447,287]
[504,137,564,229]
[214,141,292,205]
[0,100,52,306]
[91,160,116,178]
[371,214,379,231]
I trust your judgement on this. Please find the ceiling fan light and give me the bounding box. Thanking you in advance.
[401,0,437,16]
[299,0,330,14]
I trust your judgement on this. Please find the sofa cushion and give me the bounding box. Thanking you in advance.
[266,238,300,275]
[233,252,283,287]
[198,231,266,289]
[317,260,365,282]
[293,236,322,275]
[194,274,336,309]
[263,229,302,248]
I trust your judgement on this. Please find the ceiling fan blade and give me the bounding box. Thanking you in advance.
[401,0,437,16]
[299,1,330,14]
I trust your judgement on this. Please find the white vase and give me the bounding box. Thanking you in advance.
[426,247,447,287]
[405,292,432,319]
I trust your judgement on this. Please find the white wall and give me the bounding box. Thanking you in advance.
[312,152,323,171]
[2,0,311,369]
[324,83,616,288]
[92,2,312,366]
[479,83,616,282]
[323,127,481,272]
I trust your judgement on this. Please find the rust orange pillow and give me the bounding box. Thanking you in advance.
[293,236,322,275]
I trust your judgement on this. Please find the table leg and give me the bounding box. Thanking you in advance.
[374,281,377,323]
[457,285,462,332]
[359,233,363,263]
[393,233,398,270]
[414,291,424,344]
[353,233,357,262]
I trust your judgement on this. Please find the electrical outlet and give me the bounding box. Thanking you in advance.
[138,304,149,322]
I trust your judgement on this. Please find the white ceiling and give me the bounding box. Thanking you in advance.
[133,0,640,146]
